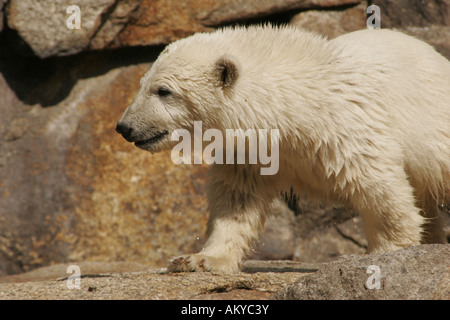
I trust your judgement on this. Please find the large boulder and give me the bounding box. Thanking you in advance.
[6,0,118,58]
[275,244,450,300]
[5,0,361,58]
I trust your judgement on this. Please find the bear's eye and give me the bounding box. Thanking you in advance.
[157,87,172,97]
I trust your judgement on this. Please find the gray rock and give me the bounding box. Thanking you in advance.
[274,244,450,300]
[88,0,141,50]
[371,0,450,28]
[6,0,116,58]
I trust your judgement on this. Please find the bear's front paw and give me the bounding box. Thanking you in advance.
[167,253,240,273]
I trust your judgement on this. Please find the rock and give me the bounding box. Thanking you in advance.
[195,0,362,26]
[4,0,361,57]
[0,52,209,275]
[0,260,310,299]
[371,0,450,28]
[6,0,117,58]
[88,0,141,50]
[0,0,5,32]
[0,261,151,284]
[114,0,360,49]
[3,1,449,58]
[0,71,16,141]
[292,199,367,263]
[242,260,321,273]
[290,2,367,39]
[0,246,447,300]
[274,244,450,300]
[294,215,367,263]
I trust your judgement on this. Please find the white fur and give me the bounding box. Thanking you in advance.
[118,25,450,273]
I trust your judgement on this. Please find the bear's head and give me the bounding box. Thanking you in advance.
[116,34,240,154]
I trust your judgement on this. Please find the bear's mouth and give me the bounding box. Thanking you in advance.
[135,130,169,148]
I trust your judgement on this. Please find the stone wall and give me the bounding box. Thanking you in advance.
[0,0,449,276]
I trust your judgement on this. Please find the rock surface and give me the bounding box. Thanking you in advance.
[290,2,367,39]
[5,0,362,58]
[7,0,118,58]
[0,260,313,300]
[0,261,152,284]
[372,0,450,28]
[0,245,447,300]
[275,244,450,300]
[0,59,210,275]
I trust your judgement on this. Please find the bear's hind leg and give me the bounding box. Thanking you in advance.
[350,166,425,253]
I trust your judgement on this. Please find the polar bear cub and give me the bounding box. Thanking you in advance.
[117,25,450,273]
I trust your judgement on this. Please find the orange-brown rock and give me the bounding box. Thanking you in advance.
[0,57,209,275]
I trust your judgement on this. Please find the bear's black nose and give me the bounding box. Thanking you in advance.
[116,122,133,141]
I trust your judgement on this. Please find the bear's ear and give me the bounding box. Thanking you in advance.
[214,55,239,88]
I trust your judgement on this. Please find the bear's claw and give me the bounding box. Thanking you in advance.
[166,253,240,273]
[167,254,211,272]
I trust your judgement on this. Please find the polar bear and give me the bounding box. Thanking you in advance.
[116,25,450,273]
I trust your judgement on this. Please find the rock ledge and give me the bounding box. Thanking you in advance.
[0,245,448,300]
